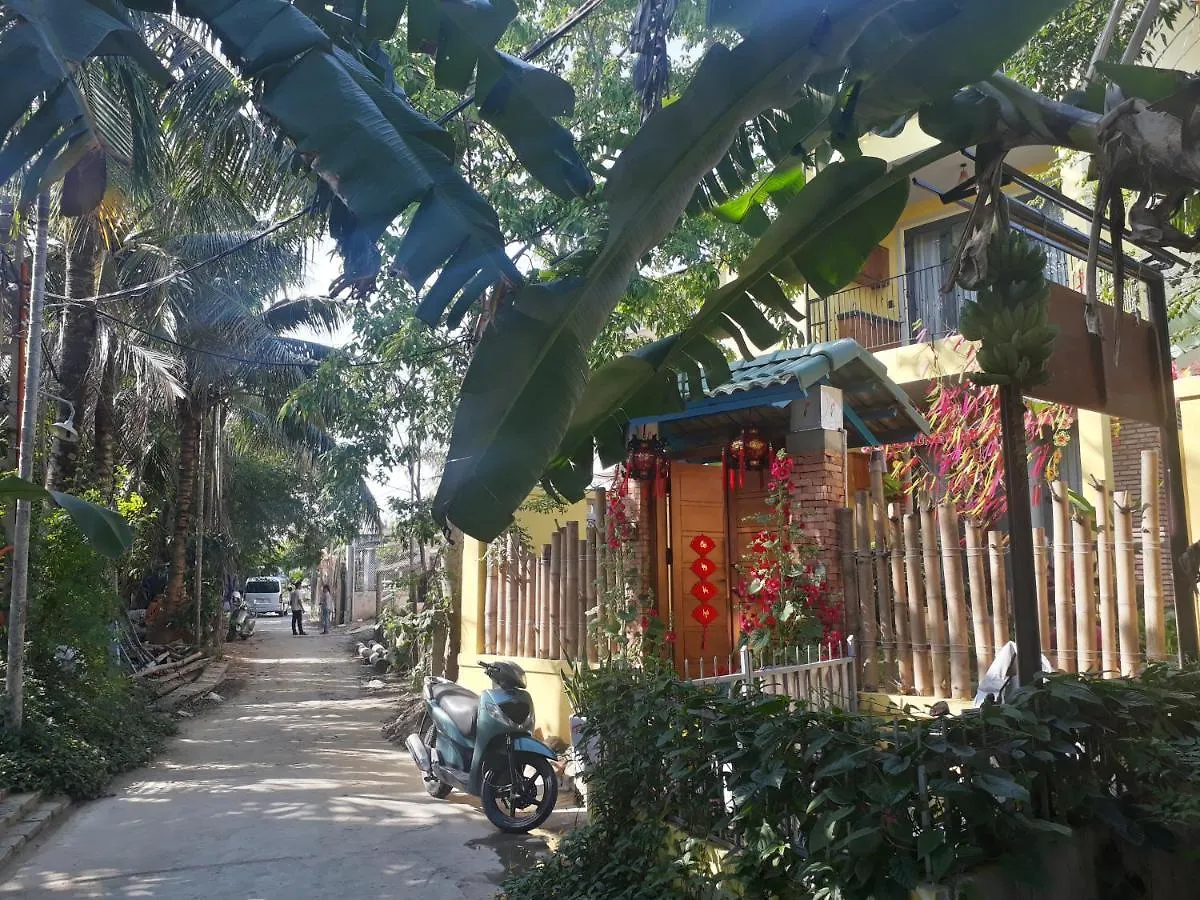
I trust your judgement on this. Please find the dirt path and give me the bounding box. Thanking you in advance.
[0,616,527,899]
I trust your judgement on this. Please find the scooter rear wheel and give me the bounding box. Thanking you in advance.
[422,723,453,799]
[480,752,558,833]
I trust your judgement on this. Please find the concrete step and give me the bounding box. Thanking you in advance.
[0,793,40,830]
[0,797,70,873]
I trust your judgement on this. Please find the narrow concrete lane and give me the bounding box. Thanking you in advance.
[0,616,513,899]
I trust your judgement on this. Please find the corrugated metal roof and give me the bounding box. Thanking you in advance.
[666,338,930,448]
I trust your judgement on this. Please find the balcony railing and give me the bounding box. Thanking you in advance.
[808,240,1146,353]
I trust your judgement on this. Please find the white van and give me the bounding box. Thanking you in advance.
[244,576,286,616]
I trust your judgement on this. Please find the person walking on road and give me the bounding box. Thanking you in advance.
[319,584,332,634]
[289,583,306,636]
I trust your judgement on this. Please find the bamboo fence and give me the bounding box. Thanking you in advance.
[844,451,1174,698]
[482,517,603,661]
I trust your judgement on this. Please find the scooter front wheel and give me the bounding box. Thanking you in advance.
[481,752,557,833]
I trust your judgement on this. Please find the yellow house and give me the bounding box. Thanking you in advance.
[456,494,593,744]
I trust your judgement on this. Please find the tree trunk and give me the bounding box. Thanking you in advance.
[163,396,202,618]
[92,345,117,499]
[45,216,100,492]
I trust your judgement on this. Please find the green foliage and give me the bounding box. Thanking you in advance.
[0,474,133,559]
[519,664,1200,899]
[0,665,175,800]
[0,497,174,800]
[1004,0,1186,101]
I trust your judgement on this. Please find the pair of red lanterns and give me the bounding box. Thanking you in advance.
[722,426,771,489]
[626,427,771,493]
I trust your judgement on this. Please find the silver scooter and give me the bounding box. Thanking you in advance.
[226,591,255,641]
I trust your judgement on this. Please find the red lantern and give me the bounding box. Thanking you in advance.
[625,435,669,497]
[690,580,719,602]
[725,426,771,489]
[689,534,716,555]
[742,426,770,470]
[690,557,717,579]
[691,603,718,627]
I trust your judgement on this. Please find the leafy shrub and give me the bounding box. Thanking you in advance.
[0,496,175,800]
[0,665,175,800]
[507,664,1200,899]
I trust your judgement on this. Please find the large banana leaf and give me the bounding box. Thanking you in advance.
[433,0,919,540]
[543,146,953,501]
[0,0,172,207]
[0,475,133,559]
[698,0,1073,223]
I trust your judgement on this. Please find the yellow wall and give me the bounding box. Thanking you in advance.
[457,492,595,743]
[1178,375,1200,544]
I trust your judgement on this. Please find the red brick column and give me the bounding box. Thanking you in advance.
[790,446,847,597]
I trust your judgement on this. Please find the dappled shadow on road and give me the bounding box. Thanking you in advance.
[0,617,509,899]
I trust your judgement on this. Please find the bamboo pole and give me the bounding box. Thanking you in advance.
[987,532,1010,655]
[1051,480,1076,672]
[854,491,877,688]
[577,536,590,662]
[939,503,971,699]
[1141,449,1167,662]
[506,532,520,656]
[887,504,912,690]
[1072,516,1097,673]
[484,554,498,654]
[523,549,537,657]
[1113,491,1139,675]
[513,549,526,657]
[1032,527,1051,658]
[496,551,509,656]
[869,455,895,680]
[965,520,994,678]
[549,530,562,659]
[564,521,580,659]
[594,490,609,639]
[585,525,599,664]
[538,545,552,658]
[920,504,949,696]
[836,508,860,660]
[1092,481,1118,676]
[903,512,931,694]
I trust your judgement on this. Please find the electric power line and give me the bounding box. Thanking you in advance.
[36,2,611,311]
[93,304,470,369]
[436,0,609,126]
[43,206,315,308]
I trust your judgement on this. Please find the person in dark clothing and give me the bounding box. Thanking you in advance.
[289,584,306,636]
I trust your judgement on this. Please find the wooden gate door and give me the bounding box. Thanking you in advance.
[669,463,733,671]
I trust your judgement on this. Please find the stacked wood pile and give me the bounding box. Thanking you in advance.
[123,641,226,711]
[483,497,610,663]
[842,449,1173,699]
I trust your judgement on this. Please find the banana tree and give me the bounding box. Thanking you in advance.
[0,0,592,302]
[0,474,133,558]
[434,0,1079,540]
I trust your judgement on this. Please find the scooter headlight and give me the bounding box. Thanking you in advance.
[482,694,534,731]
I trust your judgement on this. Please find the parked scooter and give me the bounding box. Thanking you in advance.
[226,592,255,641]
[406,661,558,833]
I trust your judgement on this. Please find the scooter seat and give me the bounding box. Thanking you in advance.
[431,683,479,739]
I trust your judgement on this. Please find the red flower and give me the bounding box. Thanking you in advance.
[664,630,677,644]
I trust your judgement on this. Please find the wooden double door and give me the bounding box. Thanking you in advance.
[664,463,771,675]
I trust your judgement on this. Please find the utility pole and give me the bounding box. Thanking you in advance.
[6,193,50,728]
[194,402,206,646]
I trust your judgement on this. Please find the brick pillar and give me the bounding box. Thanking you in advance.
[786,385,848,599]
[790,445,847,596]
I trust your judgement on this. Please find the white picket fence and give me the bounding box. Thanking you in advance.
[686,641,857,712]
